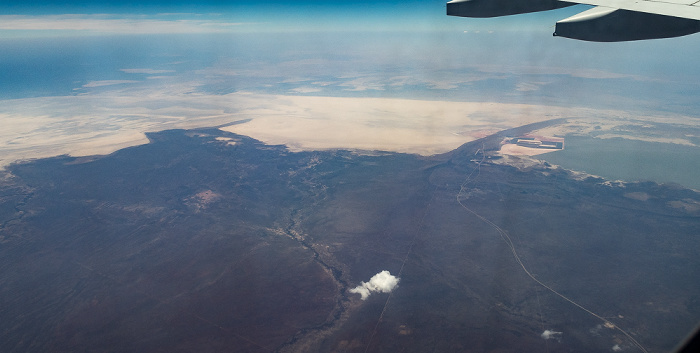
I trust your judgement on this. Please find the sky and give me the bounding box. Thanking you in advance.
[2,0,458,33]
[1,0,700,167]
[0,1,605,40]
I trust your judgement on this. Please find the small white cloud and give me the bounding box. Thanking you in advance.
[289,87,322,94]
[515,82,542,92]
[349,270,399,300]
[612,344,623,352]
[387,75,415,87]
[541,330,562,340]
[311,81,335,86]
[82,80,139,88]
[339,77,385,92]
[121,69,175,74]
[427,81,459,90]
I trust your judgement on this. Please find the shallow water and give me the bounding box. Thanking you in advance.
[538,136,700,190]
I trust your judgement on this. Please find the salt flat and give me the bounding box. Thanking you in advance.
[1,91,696,168]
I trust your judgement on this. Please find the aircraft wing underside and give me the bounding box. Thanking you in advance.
[446,0,700,41]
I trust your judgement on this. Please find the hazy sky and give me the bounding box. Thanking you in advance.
[0,0,593,36]
[3,1,699,105]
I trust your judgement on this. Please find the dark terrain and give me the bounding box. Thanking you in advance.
[0,123,698,353]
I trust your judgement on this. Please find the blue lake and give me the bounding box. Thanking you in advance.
[538,136,700,190]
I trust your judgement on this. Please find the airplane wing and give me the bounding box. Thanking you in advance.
[446,0,700,41]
